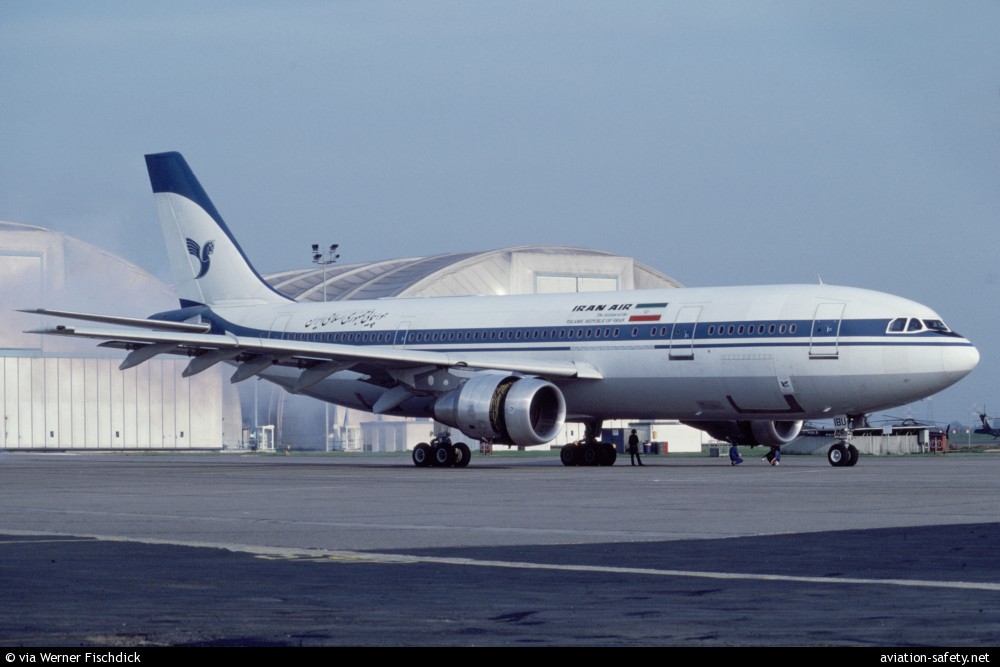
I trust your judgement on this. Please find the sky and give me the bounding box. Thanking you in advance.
[1,1,998,427]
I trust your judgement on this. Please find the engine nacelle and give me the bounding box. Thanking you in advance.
[433,373,566,445]
[682,420,804,447]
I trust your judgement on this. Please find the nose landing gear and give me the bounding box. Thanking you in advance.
[828,414,862,467]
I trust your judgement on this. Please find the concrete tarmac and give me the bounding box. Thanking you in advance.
[0,451,997,647]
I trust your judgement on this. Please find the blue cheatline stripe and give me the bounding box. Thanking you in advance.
[186,309,971,353]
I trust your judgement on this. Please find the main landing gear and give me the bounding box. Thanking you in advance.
[827,414,862,467]
[559,420,617,467]
[412,434,471,468]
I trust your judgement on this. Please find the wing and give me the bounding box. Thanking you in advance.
[25,313,603,389]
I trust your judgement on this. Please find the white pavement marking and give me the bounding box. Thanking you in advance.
[5,528,1000,593]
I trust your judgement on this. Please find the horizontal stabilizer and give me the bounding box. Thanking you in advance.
[19,309,210,333]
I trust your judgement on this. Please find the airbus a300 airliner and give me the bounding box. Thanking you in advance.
[25,152,979,467]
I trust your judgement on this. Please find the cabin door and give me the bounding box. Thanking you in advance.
[669,306,702,360]
[394,322,411,348]
[809,303,845,359]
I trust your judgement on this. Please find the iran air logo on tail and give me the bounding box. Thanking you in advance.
[186,238,214,279]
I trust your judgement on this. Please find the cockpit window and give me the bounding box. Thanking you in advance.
[923,319,949,333]
[887,317,957,335]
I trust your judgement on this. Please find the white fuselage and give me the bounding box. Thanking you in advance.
[201,283,978,423]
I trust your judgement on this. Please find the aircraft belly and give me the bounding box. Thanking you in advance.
[242,341,964,423]
[256,368,385,411]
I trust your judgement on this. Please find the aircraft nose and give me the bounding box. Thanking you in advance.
[945,342,980,381]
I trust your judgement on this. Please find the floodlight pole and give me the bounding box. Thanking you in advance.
[311,243,340,451]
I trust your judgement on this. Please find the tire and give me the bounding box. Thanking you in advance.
[560,444,578,466]
[454,442,472,468]
[846,444,859,467]
[827,443,847,467]
[580,443,599,466]
[432,443,455,467]
[412,443,432,467]
[598,443,617,466]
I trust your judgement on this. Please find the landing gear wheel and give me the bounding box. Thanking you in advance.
[846,444,859,467]
[432,443,455,467]
[827,442,848,467]
[560,444,578,466]
[598,442,617,466]
[412,443,432,467]
[580,443,600,466]
[453,442,472,468]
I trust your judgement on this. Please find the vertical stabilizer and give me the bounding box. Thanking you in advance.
[145,152,291,307]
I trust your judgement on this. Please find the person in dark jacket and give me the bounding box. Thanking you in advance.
[628,429,644,466]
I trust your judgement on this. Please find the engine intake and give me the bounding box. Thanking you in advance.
[683,419,804,447]
[433,373,566,445]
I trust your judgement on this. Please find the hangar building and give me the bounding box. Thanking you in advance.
[0,222,686,452]
[0,222,241,450]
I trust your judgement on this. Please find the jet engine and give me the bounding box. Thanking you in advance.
[433,373,566,445]
[683,420,804,447]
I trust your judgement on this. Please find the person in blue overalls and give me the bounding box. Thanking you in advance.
[729,444,743,465]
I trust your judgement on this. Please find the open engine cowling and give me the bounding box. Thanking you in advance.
[682,419,804,447]
[433,373,566,445]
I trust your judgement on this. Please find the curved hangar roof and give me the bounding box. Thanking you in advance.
[266,245,683,302]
